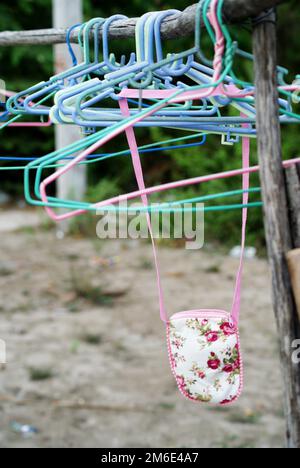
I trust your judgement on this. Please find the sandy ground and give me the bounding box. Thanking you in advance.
[0,209,285,448]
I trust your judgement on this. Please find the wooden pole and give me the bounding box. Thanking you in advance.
[253,10,300,448]
[52,0,86,234]
[0,0,289,46]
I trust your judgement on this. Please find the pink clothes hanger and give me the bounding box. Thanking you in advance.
[38,0,300,220]
[118,99,250,328]
[38,0,253,219]
[39,82,300,222]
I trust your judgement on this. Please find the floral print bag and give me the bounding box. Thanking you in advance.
[167,311,243,404]
[120,98,250,405]
[166,137,249,405]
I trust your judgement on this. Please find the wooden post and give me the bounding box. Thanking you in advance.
[253,10,300,448]
[52,0,86,234]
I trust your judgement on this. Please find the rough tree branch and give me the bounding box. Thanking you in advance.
[0,0,289,46]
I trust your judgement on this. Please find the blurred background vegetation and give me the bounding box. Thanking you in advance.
[0,0,300,247]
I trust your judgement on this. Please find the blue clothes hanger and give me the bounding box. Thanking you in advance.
[154,10,195,78]
[67,5,259,127]
[6,18,109,115]
[102,15,136,71]
[30,24,259,215]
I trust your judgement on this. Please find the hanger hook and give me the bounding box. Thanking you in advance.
[102,15,136,71]
[154,10,194,77]
[128,12,155,89]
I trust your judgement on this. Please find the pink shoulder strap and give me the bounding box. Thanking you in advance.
[119,98,168,323]
[119,98,249,326]
[231,136,250,325]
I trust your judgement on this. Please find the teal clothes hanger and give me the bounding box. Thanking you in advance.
[26,1,256,214]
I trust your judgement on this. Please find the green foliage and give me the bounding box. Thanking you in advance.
[0,1,300,246]
[29,366,53,381]
[86,177,120,203]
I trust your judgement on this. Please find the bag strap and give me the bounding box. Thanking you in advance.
[231,136,250,325]
[119,98,249,326]
[119,98,168,323]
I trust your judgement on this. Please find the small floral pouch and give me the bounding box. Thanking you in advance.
[164,136,249,405]
[120,98,250,405]
[167,310,243,404]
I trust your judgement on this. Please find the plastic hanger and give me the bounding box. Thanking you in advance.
[24,0,252,212]
[0,89,52,127]
[6,18,107,115]
[68,9,254,129]
[69,0,267,132]
[1,0,299,222]
[28,0,256,213]
[35,0,258,217]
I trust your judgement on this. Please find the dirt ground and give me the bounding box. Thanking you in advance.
[0,208,285,448]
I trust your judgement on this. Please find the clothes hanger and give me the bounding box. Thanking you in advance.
[52,12,190,126]
[68,4,257,130]
[102,15,136,71]
[76,6,234,109]
[55,19,213,125]
[6,18,108,116]
[213,0,300,119]
[67,3,206,117]
[53,11,185,122]
[0,0,296,214]
[0,89,52,127]
[28,0,254,212]
[1,0,298,221]
[25,0,298,218]
[7,1,298,124]
[47,15,163,126]
[192,0,299,126]
[0,91,56,130]
[0,132,207,167]
[140,1,294,123]
[77,0,284,133]
[40,148,300,218]
[35,0,258,218]
[17,23,296,214]
[199,0,285,88]
[22,19,110,117]
[26,0,251,208]
[22,14,148,126]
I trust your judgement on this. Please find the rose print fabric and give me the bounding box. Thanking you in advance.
[167,312,243,404]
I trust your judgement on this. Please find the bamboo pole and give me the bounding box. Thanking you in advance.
[0,0,288,46]
[253,10,300,448]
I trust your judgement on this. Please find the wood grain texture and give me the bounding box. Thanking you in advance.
[0,0,288,46]
[253,14,300,448]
